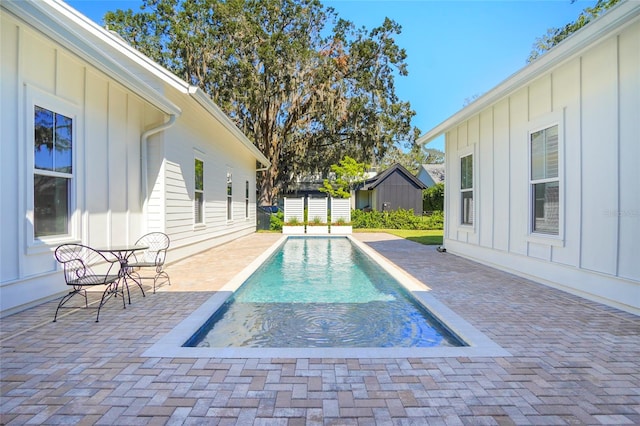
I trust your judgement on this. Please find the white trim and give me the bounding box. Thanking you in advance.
[24,85,82,254]
[226,168,233,223]
[458,145,475,231]
[526,110,564,246]
[188,88,269,168]
[194,156,205,226]
[2,0,270,169]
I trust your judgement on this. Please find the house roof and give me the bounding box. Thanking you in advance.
[3,0,270,168]
[417,0,640,146]
[419,164,445,184]
[360,163,427,190]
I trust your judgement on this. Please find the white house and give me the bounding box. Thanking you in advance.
[0,0,269,316]
[418,0,639,315]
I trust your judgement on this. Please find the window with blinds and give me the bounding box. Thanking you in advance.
[460,154,473,225]
[530,125,559,235]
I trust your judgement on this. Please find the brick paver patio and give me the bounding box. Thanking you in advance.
[1,233,639,425]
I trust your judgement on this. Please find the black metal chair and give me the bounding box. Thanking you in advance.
[127,232,171,293]
[53,244,124,322]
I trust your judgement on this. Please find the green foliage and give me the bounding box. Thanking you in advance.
[352,209,443,230]
[528,0,621,62]
[423,210,444,230]
[423,182,444,212]
[269,210,284,231]
[285,216,302,226]
[307,216,326,225]
[105,0,418,205]
[379,229,443,246]
[319,156,368,198]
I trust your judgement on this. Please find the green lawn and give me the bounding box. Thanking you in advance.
[354,229,443,246]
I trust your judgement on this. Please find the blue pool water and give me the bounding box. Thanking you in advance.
[185,237,464,348]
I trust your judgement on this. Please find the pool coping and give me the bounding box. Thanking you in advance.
[143,236,511,359]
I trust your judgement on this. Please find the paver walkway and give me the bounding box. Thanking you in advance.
[1,232,639,425]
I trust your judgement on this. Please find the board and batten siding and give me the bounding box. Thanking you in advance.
[0,10,164,314]
[444,20,639,314]
[374,172,423,214]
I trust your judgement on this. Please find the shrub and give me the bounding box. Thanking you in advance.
[423,183,444,212]
[352,209,444,230]
[423,210,444,230]
[270,210,284,231]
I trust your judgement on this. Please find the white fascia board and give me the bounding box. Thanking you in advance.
[3,0,181,116]
[188,87,271,168]
[49,0,268,168]
[418,0,640,145]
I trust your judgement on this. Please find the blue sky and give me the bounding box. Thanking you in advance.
[67,0,594,151]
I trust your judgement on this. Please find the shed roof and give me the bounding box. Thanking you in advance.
[418,0,640,146]
[360,164,427,190]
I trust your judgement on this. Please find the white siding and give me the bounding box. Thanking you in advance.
[580,38,619,275]
[0,11,164,314]
[443,20,640,314]
[493,99,511,252]
[160,98,259,257]
[618,21,640,281]
[478,109,494,249]
[0,6,263,315]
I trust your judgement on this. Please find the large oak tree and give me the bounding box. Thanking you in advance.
[104,0,417,205]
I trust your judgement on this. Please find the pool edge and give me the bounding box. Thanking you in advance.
[143,236,511,359]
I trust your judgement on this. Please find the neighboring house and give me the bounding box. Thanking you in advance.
[0,0,269,316]
[418,0,639,315]
[417,164,445,187]
[354,164,427,215]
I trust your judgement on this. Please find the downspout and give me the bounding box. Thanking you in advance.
[140,114,178,230]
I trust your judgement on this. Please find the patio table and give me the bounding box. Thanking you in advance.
[94,244,149,304]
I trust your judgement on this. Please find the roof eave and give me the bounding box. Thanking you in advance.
[189,87,271,167]
[417,0,640,145]
[2,0,182,116]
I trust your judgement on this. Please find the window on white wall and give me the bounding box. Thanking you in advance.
[530,125,559,235]
[33,106,73,238]
[194,158,204,224]
[460,154,473,225]
[245,180,250,219]
[226,171,233,221]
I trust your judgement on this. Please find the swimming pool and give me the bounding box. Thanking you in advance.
[184,237,463,348]
[144,235,510,358]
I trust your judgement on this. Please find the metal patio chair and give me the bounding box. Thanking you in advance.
[127,232,171,293]
[53,244,124,322]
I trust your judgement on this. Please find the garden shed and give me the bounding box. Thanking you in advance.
[354,164,427,215]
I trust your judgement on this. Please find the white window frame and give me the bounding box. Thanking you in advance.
[459,147,475,229]
[194,157,204,226]
[226,169,233,222]
[527,111,564,246]
[245,180,250,219]
[25,86,81,253]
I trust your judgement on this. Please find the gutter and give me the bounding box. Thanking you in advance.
[141,115,178,225]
